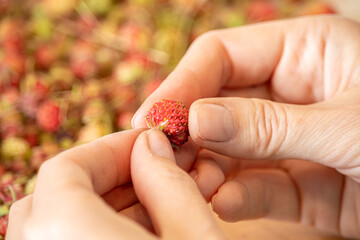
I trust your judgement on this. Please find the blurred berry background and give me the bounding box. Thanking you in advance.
[0,0,357,238]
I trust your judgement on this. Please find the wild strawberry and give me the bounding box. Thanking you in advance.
[35,45,57,70]
[145,99,189,149]
[36,100,62,132]
[1,52,26,78]
[24,125,39,147]
[0,0,9,15]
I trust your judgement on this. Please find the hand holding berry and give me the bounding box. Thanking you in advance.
[6,129,225,240]
[133,16,360,239]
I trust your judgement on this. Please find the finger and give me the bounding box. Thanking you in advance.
[192,158,225,202]
[194,150,282,202]
[173,138,199,172]
[212,160,344,236]
[52,128,144,195]
[131,129,225,239]
[29,176,155,240]
[212,168,299,222]
[196,149,239,177]
[102,183,138,211]
[189,95,360,180]
[6,195,32,240]
[29,129,156,240]
[132,18,285,128]
[133,15,350,128]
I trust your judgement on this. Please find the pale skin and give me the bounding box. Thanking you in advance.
[7,15,360,239]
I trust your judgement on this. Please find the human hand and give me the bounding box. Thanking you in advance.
[6,129,225,240]
[132,15,360,238]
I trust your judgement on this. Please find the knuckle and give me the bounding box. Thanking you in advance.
[248,99,288,158]
[190,30,223,53]
[9,195,31,215]
[193,30,218,44]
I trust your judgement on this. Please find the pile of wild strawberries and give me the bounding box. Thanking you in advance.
[0,0,335,238]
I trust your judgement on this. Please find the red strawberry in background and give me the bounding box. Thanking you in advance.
[1,52,26,79]
[2,34,24,54]
[0,19,24,53]
[247,0,279,22]
[35,44,57,70]
[24,125,39,147]
[0,0,9,15]
[145,99,189,149]
[36,100,62,132]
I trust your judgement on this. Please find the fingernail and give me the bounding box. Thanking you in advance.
[195,104,235,142]
[189,169,198,181]
[147,128,175,161]
[211,194,217,211]
[131,112,138,128]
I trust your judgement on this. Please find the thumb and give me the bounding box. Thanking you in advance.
[189,96,360,174]
[131,128,225,240]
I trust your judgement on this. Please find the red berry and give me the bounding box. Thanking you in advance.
[36,100,61,132]
[145,99,189,149]
[35,45,56,70]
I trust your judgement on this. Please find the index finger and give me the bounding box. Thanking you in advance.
[132,19,286,128]
[36,129,144,196]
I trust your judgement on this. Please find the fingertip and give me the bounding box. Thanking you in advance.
[174,139,199,171]
[189,99,236,145]
[212,180,247,222]
[131,111,147,129]
[194,159,225,202]
[147,128,175,162]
